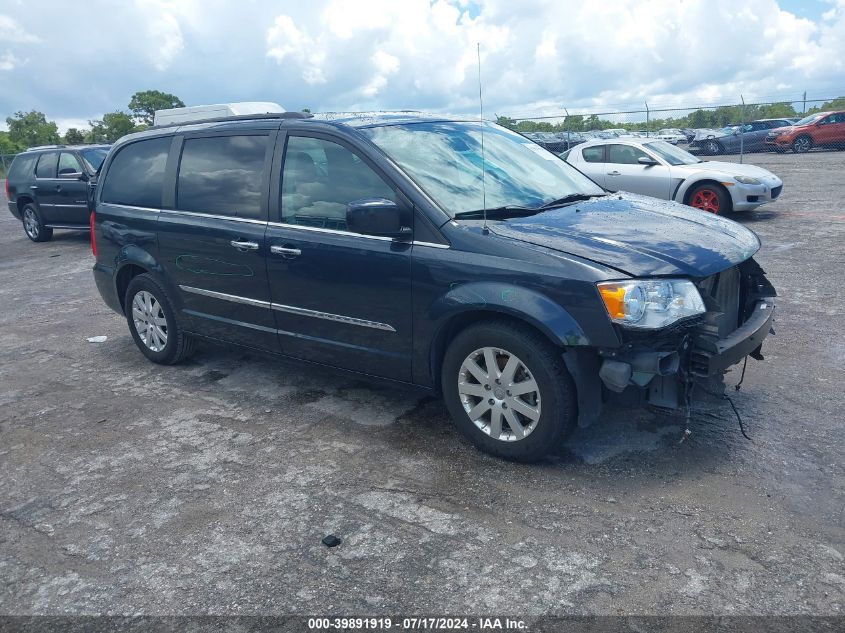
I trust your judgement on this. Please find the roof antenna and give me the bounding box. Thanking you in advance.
[477,42,488,234]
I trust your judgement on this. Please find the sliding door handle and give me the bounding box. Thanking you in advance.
[230,239,259,252]
[270,245,301,258]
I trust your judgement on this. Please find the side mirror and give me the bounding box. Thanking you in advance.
[637,156,658,166]
[58,170,84,180]
[346,198,411,240]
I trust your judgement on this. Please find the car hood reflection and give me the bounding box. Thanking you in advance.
[488,192,761,277]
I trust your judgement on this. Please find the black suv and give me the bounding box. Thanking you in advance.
[5,144,109,242]
[91,111,776,461]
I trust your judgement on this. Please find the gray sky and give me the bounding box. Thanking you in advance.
[1,0,844,132]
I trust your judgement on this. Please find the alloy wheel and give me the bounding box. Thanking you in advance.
[131,290,168,352]
[457,346,541,442]
[706,140,720,155]
[793,137,811,153]
[23,208,39,239]
[690,189,720,213]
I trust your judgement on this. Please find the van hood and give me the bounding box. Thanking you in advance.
[488,193,760,278]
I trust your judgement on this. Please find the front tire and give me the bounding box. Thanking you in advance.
[688,183,731,214]
[22,204,53,242]
[124,274,196,364]
[704,139,722,155]
[792,135,812,153]
[441,321,577,462]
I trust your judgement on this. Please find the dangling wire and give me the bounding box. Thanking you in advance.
[735,356,748,391]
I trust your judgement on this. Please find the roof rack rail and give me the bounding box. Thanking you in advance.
[26,144,66,151]
[150,111,314,130]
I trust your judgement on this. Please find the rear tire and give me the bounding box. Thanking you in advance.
[792,135,813,153]
[688,183,731,214]
[441,320,577,462]
[22,203,53,242]
[124,274,196,364]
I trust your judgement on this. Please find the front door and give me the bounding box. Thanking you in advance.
[54,152,91,225]
[815,113,845,146]
[264,132,413,381]
[605,144,671,199]
[157,130,279,351]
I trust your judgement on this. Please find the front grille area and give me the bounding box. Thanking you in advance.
[697,266,741,338]
[771,185,782,199]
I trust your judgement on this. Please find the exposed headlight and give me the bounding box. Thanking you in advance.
[597,279,706,329]
[734,175,761,185]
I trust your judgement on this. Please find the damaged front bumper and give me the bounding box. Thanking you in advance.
[566,259,776,426]
[691,299,774,375]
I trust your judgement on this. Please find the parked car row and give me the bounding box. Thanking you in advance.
[3,104,778,461]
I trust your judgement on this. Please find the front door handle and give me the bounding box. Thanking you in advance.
[230,239,259,252]
[270,245,301,258]
[607,170,621,176]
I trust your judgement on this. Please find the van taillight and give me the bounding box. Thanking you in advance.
[89,211,97,257]
[4,178,9,200]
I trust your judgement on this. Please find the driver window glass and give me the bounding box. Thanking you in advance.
[281,136,395,232]
[607,144,649,165]
[58,152,83,176]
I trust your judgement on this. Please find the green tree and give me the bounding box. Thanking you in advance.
[86,112,137,143]
[63,128,85,144]
[128,90,185,126]
[495,115,517,129]
[6,111,60,149]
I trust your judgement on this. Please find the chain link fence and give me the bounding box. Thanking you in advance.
[498,97,845,162]
[0,152,19,179]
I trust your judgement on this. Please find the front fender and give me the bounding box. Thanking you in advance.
[430,281,590,347]
[675,173,732,204]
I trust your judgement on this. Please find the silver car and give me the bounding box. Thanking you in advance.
[565,138,783,214]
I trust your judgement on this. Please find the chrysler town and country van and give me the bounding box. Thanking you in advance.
[91,108,776,461]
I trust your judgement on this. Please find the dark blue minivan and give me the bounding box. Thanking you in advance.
[92,110,776,461]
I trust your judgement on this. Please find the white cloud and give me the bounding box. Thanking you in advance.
[0,51,18,71]
[139,1,186,71]
[0,14,40,43]
[266,15,327,85]
[1,0,844,125]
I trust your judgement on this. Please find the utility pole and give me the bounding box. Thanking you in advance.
[740,94,746,164]
[645,102,650,137]
[803,91,807,113]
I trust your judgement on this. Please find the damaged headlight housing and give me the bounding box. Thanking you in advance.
[734,175,762,185]
[597,279,706,329]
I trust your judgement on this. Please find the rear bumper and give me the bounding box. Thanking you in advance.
[692,300,775,375]
[7,201,20,220]
[93,262,123,316]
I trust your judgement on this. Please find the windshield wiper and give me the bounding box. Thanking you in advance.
[453,206,541,220]
[536,193,607,210]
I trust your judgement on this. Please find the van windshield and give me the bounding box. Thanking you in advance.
[360,121,604,218]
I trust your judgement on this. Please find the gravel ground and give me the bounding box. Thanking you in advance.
[0,151,842,618]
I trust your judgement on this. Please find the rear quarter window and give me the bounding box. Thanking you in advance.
[7,154,38,182]
[101,137,171,208]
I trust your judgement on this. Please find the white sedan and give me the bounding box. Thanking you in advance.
[564,138,783,214]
